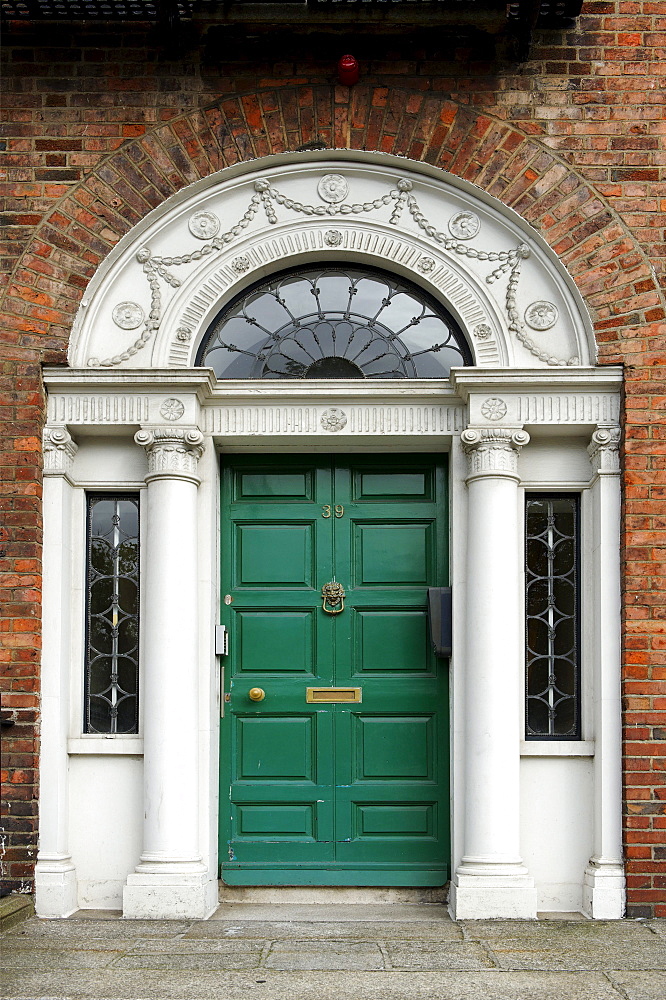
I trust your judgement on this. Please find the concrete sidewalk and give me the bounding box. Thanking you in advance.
[1,903,665,1000]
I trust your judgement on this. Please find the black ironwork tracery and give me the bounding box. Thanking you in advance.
[84,495,140,734]
[197,267,472,379]
[525,495,580,739]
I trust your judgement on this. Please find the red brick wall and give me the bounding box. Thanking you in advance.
[1,2,664,912]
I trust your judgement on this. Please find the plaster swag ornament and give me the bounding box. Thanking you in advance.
[89,172,578,369]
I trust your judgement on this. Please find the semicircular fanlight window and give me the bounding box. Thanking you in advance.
[196,267,472,379]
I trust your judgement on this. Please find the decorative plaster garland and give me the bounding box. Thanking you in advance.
[90,175,578,369]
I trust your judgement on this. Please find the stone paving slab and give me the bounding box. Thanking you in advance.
[384,940,494,970]
[484,937,665,972]
[607,970,666,1000]
[264,940,384,971]
[185,918,464,940]
[0,969,632,1000]
[5,918,192,939]
[461,919,659,943]
[2,946,125,970]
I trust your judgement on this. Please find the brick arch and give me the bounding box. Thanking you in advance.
[5,84,663,368]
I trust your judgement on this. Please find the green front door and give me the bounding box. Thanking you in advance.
[219,454,450,886]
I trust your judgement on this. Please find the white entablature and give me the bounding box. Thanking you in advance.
[70,151,596,374]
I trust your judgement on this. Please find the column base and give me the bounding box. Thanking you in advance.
[123,867,218,919]
[450,863,537,919]
[582,859,625,920]
[34,857,78,918]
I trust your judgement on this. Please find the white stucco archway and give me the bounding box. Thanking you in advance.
[37,152,625,921]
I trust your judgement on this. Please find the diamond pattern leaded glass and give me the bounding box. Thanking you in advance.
[197,267,472,379]
[525,495,580,739]
[85,495,140,734]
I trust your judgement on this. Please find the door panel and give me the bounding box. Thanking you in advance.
[220,455,449,886]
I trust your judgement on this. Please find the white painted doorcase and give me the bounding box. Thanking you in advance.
[37,151,624,920]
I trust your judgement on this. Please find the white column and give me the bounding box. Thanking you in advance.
[450,427,537,920]
[123,427,214,919]
[583,425,625,918]
[35,427,79,917]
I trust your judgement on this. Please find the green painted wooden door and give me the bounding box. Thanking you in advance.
[219,455,449,886]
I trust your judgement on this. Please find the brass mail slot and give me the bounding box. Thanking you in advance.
[306,687,362,704]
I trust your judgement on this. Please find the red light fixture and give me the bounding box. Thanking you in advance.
[337,54,360,86]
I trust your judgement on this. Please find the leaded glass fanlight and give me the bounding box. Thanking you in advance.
[197,266,472,379]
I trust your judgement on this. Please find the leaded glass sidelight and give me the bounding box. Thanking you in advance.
[525,495,580,739]
[196,266,472,379]
[84,495,140,734]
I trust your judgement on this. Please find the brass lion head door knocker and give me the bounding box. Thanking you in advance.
[321,581,346,615]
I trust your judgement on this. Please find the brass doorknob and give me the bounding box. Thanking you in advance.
[248,687,266,702]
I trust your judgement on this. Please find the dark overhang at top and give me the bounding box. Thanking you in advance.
[1,0,584,60]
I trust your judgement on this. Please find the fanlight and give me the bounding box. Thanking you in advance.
[197,267,472,379]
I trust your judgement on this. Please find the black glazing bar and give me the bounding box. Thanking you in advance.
[84,493,140,734]
[525,494,580,740]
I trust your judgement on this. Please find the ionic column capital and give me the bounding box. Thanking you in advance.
[134,426,205,484]
[43,425,78,477]
[461,427,530,481]
[588,424,621,475]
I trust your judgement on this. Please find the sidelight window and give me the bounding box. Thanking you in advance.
[525,494,580,740]
[84,494,140,734]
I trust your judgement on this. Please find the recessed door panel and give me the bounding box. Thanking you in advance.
[236,610,315,674]
[237,470,314,500]
[355,716,434,780]
[354,803,436,839]
[236,523,315,587]
[356,609,430,672]
[355,523,432,586]
[236,805,316,839]
[220,454,449,886]
[237,716,315,781]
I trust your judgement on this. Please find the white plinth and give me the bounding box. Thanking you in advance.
[450,872,538,920]
[583,861,625,920]
[34,859,78,918]
[123,868,218,919]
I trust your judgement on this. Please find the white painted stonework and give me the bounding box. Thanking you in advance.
[36,152,625,921]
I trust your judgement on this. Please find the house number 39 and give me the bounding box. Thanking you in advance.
[322,505,344,518]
